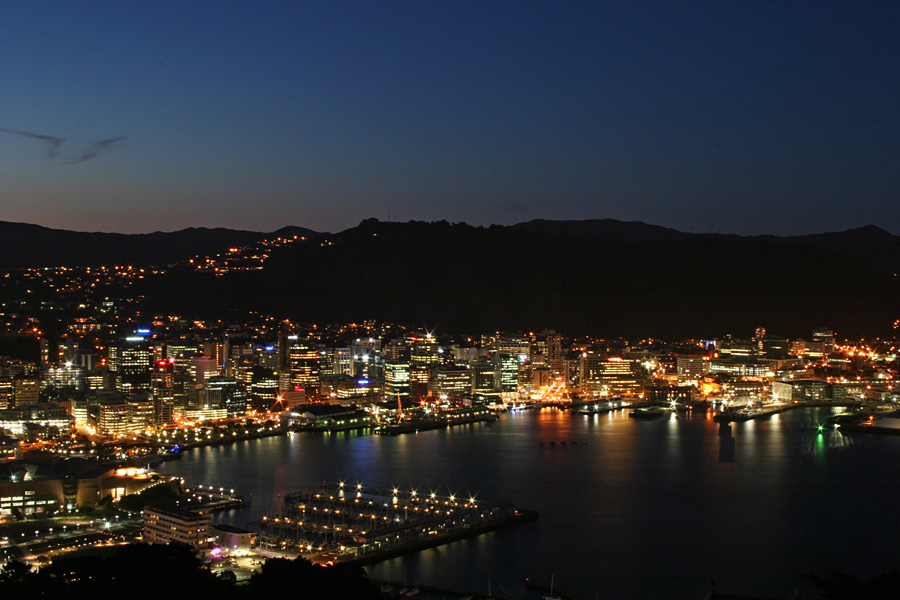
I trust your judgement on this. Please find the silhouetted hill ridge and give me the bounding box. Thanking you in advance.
[128,219,900,338]
[0,221,321,268]
[3,218,898,338]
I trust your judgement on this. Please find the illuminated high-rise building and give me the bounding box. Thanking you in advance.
[471,359,496,395]
[410,334,440,368]
[409,366,430,399]
[580,353,639,397]
[108,337,153,392]
[384,361,410,399]
[278,336,321,397]
[429,368,471,400]
[206,376,247,416]
[492,353,519,393]
[190,356,219,388]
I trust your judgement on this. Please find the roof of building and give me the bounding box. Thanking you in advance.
[212,523,253,534]
[144,503,208,521]
[296,404,355,416]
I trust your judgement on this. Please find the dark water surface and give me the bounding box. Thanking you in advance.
[164,408,900,599]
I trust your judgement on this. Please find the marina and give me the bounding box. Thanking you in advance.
[256,483,536,564]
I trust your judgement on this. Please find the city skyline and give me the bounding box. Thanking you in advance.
[2,1,899,235]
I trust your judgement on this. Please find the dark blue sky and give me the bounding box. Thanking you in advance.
[1,1,898,234]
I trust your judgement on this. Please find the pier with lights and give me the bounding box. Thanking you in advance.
[257,482,536,563]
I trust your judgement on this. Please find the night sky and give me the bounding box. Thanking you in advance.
[1,1,898,235]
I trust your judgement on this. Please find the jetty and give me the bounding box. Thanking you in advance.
[257,483,536,564]
[713,402,797,423]
[375,407,496,436]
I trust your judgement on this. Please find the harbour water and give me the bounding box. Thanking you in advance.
[164,407,900,599]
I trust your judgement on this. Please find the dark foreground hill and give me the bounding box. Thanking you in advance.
[131,219,900,339]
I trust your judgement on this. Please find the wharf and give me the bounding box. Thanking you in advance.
[375,409,496,436]
[179,426,289,449]
[713,402,797,423]
[258,483,536,565]
[572,398,628,415]
[183,487,249,512]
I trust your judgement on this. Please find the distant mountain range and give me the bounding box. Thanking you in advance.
[0,221,320,269]
[2,218,899,338]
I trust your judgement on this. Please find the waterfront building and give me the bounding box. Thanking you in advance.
[98,401,130,436]
[831,382,868,403]
[728,380,768,398]
[249,369,279,411]
[645,384,694,403]
[676,355,708,382]
[127,394,155,430]
[204,377,247,416]
[708,359,769,378]
[580,354,640,397]
[409,366,430,399]
[429,368,472,400]
[279,336,320,397]
[531,366,552,390]
[212,523,257,550]
[182,406,228,422]
[785,379,829,402]
[384,361,411,399]
[143,504,211,548]
[0,460,173,515]
[471,359,496,395]
[771,381,793,402]
[333,376,380,401]
[493,353,519,393]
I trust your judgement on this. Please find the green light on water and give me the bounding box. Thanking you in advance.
[817,424,824,433]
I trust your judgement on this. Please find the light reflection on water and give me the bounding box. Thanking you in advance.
[165,408,900,600]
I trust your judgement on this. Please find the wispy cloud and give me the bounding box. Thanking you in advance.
[0,126,66,157]
[0,127,125,164]
[62,136,127,164]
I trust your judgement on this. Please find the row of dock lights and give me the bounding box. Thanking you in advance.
[197,484,235,494]
[336,481,475,504]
